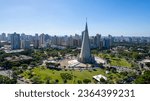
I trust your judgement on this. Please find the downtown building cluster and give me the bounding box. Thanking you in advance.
[113,36,150,43]
[0,32,150,51]
[0,32,112,51]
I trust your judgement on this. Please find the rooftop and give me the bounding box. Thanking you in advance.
[93,74,107,82]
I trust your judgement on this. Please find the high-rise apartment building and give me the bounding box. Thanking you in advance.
[95,34,101,48]
[11,32,20,50]
[39,33,45,48]
[103,38,111,49]
[34,34,39,49]
[21,40,30,49]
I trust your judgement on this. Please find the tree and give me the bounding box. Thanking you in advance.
[100,77,106,83]
[45,78,51,84]
[21,64,28,70]
[12,66,18,71]
[55,79,59,84]
[31,76,43,84]
[99,63,103,67]
[77,80,82,84]
[83,79,91,84]
[60,73,73,81]
[0,75,17,84]
[2,61,12,69]
[64,79,67,83]
[134,71,150,84]
[20,49,33,56]
[145,62,150,67]
[60,73,73,84]
[30,61,37,67]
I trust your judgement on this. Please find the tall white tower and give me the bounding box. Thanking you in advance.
[78,21,95,63]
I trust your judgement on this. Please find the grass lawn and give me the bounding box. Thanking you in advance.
[22,67,106,84]
[21,67,105,84]
[110,58,131,67]
[98,53,132,68]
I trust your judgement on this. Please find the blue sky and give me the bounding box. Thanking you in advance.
[0,0,150,36]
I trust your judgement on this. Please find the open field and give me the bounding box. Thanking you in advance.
[22,67,107,84]
[110,58,131,67]
[98,54,132,68]
[21,66,128,84]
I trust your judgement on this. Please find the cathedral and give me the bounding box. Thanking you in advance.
[78,21,95,64]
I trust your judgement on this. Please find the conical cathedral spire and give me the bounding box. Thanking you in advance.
[78,19,95,63]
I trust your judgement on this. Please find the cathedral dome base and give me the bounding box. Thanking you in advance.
[77,55,95,64]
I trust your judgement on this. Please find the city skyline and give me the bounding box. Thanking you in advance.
[0,0,150,36]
